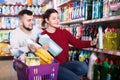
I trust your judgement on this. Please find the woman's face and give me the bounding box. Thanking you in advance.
[46,12,60,28]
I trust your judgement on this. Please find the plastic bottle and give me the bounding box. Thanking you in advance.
[116,28,120,50]
[92,0,97,19]
[109,60,119,80]
[104,27,111,50]
[103,0,110,17]
[101,58,109,80]
[111,27,117,50]
[72,50,77,61]
[27,0,32,5]
[98,25,103,49]
[69,49,73,61]
[97,0,103,18]
[87,52,97,80]
[79,51,85,62]
[38,34,63,57]
[85,0,92,20]
[93,58,100,80]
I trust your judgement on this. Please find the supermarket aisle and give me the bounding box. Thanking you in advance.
[0,60,17,80]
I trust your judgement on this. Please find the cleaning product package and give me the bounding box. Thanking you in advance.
[38,34,63,57]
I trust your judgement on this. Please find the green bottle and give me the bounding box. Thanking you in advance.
[101,58,109,80]
[85,0,92,20]
[93,58,100,80]
[109,60,119,80]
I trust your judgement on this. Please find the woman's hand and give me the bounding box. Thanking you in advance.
[41,43,49,50]
[90,37,98,46]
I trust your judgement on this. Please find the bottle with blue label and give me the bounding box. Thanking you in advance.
[97,0,103,18]
[38,34,63,57]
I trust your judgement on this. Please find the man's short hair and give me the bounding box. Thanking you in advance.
[18,9,33,19]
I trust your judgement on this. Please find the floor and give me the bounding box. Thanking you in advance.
[0,60,17,80]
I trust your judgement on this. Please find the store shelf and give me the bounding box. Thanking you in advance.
[0,14,42,17]
[0,0,49,6]
[0,14,18,17]
[0,55,13,60]
[60,18,85,25]
[83,15,120,25]
[0,3,42,6]
[83,48,120,56]
[58,0,75,7]
[0,28,15,30]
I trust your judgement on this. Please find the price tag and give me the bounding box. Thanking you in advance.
[98,49,102,52]
[116,51,120,56]
[94,48,97,52]
[108,51,114,54]
[90,48,93,51]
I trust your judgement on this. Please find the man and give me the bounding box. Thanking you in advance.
[10,9,41,58]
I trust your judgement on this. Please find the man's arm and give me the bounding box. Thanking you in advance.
[10,31,29,58]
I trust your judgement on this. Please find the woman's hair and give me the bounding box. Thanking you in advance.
[42,8,58,26]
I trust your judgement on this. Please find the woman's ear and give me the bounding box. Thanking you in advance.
[45,18,49,23]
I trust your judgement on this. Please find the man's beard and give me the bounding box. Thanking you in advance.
[23,25,33,31]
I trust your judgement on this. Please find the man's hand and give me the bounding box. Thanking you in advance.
[28,44,37,52]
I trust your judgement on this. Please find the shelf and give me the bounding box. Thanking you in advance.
[83,15,120,25]
[0,4,41,6]
[0,28,15,30]
[0,0,49,6]
[83,48,120,56]
[0,14,42,17]
[60,18,85,25]
[0,40,10,43]
[0,55,13,60]
[58,0,75,7]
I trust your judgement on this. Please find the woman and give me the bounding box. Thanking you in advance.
[40,8,97,80]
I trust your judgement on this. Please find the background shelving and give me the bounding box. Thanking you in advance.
[83,15,120,25]
[59,18,85,25]
[0,0,54,57]
[57,0,120,57]
[57,0,75,7]
[83,48,120,56]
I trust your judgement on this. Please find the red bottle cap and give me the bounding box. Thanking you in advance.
[110,60,113,65]
[95,58,99,63]
[111,27,115,32]
[105,58,109,61]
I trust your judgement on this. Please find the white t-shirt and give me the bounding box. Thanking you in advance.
[10,27,42,57]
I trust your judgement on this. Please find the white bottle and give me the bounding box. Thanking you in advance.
[87,52,97,80]
[98,26,103,49]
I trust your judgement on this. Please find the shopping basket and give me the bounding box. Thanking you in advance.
[13,59,59,80]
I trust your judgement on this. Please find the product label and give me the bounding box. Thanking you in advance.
[39,34,63,57]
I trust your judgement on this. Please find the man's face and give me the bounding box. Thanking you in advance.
[20,14,34,31]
